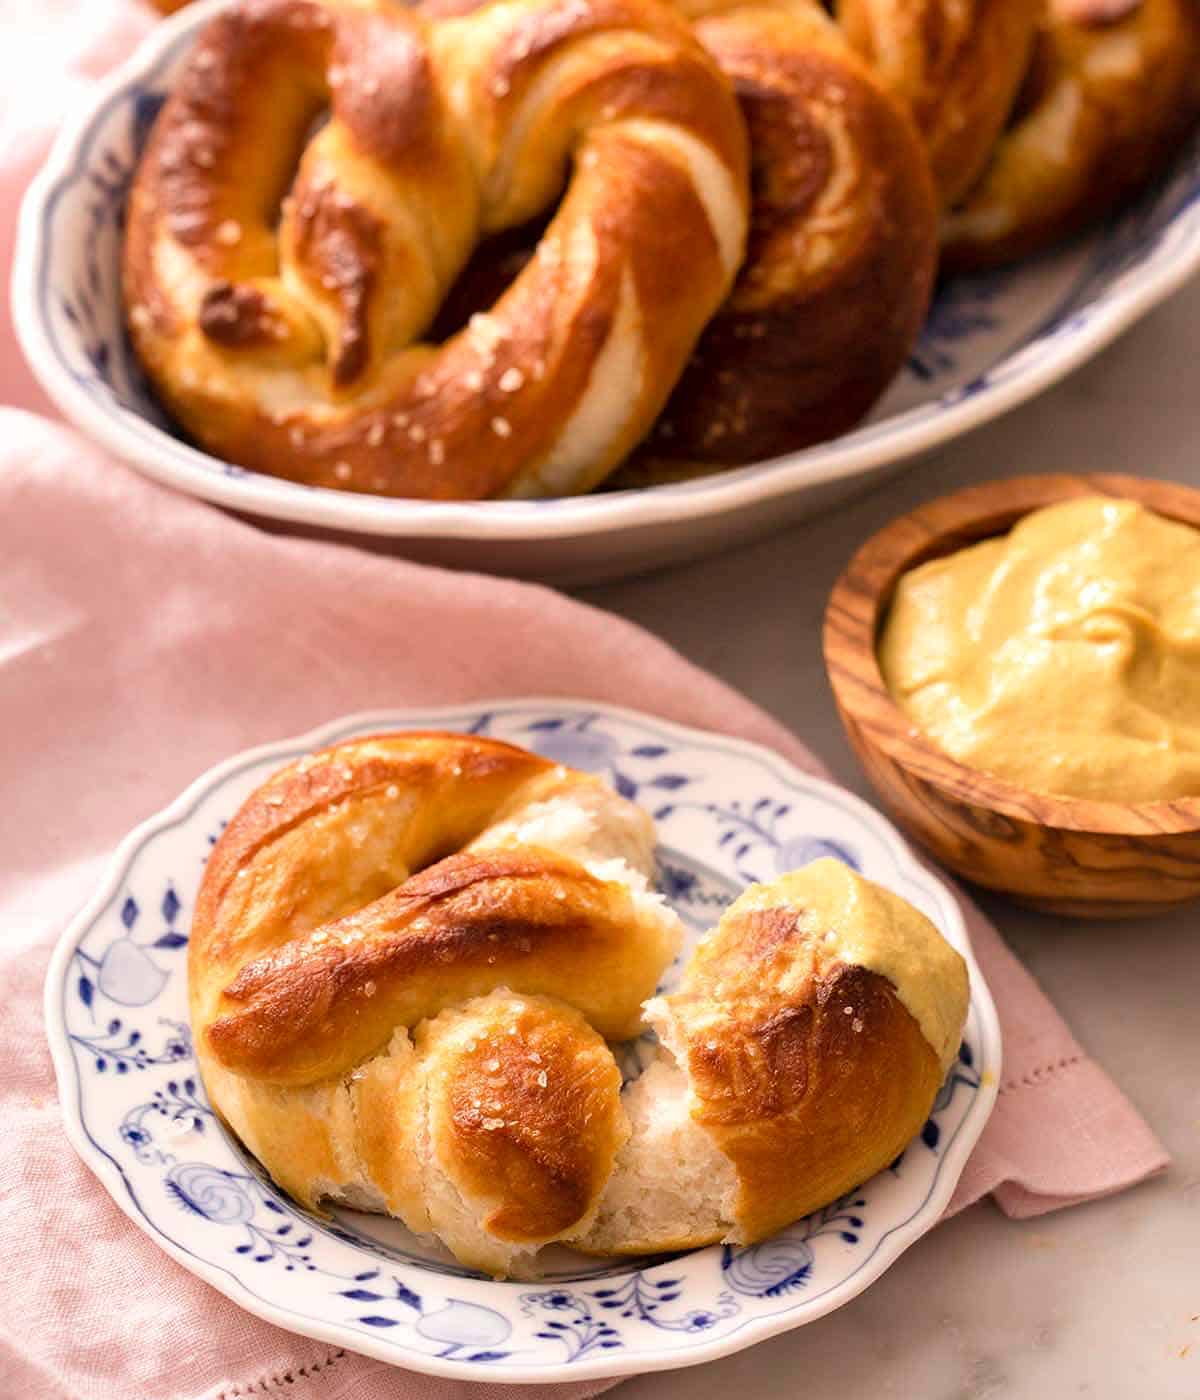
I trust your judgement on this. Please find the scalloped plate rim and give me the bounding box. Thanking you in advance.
[45,701,1001,1383]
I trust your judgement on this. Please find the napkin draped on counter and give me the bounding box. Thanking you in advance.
[0,408,1169,1400]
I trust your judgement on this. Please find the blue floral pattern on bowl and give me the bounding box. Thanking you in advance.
[45,701,1001,1384]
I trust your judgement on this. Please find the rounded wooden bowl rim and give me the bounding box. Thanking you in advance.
[824,472,1200,838]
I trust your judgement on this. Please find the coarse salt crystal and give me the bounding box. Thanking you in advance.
[499,368,524,393]
[491,417,512,438]
[366,421,385,446]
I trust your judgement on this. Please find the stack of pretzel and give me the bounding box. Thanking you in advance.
[130,0,1200,498]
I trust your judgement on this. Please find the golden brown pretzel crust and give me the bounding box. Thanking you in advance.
[429,0,938,477]
[188,731,678,1269]
[206,846,669,1082]
[125,0,749,499]
[190,735,967,1273]
[837,0,1041,206]
[942,0,1200,268]
[422,993,626,1241]
[669,922,942,1240]
[618,0,937,476]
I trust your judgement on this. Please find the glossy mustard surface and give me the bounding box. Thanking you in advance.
[880,497,1200,802]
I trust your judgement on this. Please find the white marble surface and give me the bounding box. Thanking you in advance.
[581,278,1200,1399]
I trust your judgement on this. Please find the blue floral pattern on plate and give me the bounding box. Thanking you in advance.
[44,702,1001,1384]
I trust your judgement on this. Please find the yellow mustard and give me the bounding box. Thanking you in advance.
[879,496,1200,802]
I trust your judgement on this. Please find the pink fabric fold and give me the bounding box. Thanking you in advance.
[0,408,1169,1400]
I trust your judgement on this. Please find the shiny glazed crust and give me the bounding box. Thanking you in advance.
[189,731,678,1272]
[941,0,1200,269]
[124,0,749,499]
[616,0,937,476]
[582,860,967,1254]
[671,953,942,1242]
[836,0,1042,206]
[190,734,968,1275]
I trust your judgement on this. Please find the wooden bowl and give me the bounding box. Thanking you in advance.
[824,473,1200,918]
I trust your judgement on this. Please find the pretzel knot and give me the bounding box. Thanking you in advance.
[191,732,971,1279]
[189,733,684,1274]
[125,0,750,499]
[941,0,1200,268]
[835,0,1043,207]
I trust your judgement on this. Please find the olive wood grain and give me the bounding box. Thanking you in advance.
[823,473,1200,918]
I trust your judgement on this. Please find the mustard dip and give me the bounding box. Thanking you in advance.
[878,496,1200,801]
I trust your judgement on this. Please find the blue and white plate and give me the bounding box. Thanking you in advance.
[12,0,1200,583]
[45,702,1000,1384]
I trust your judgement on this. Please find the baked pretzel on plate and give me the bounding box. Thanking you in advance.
[124,0,750,498]
[190,731,969,1277]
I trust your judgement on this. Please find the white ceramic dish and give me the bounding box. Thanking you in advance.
[45,701,999,1384]
[12,0,1200,584]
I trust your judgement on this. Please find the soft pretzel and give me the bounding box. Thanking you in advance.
[191,732,969,1277]
[189,732,682,1275]
[941,0,1200,269]
[427,0,938,477]
[583,857,968,1252]
[835,0,1042,206]
[616,0,938,477]
[124,0,750,499]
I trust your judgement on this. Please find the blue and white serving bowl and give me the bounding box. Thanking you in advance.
[45,701,1001,1384]
[11,0,1200,584]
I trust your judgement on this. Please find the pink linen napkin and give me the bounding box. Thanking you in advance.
[0,408,1169,1400]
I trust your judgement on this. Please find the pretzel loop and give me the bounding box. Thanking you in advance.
[124,0,750,499]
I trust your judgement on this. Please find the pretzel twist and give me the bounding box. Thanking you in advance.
[941,0,1200,268]
[430,0,938,476]
[189,732,683,1274]
[191,734,970,1276]
[835,0,1042,206]
[124,0,749,499]
[619,0,937,476]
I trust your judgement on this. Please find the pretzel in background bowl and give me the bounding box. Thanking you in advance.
[438,0,940,483]
[124,0,751,499]
[941,0,1200,269]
